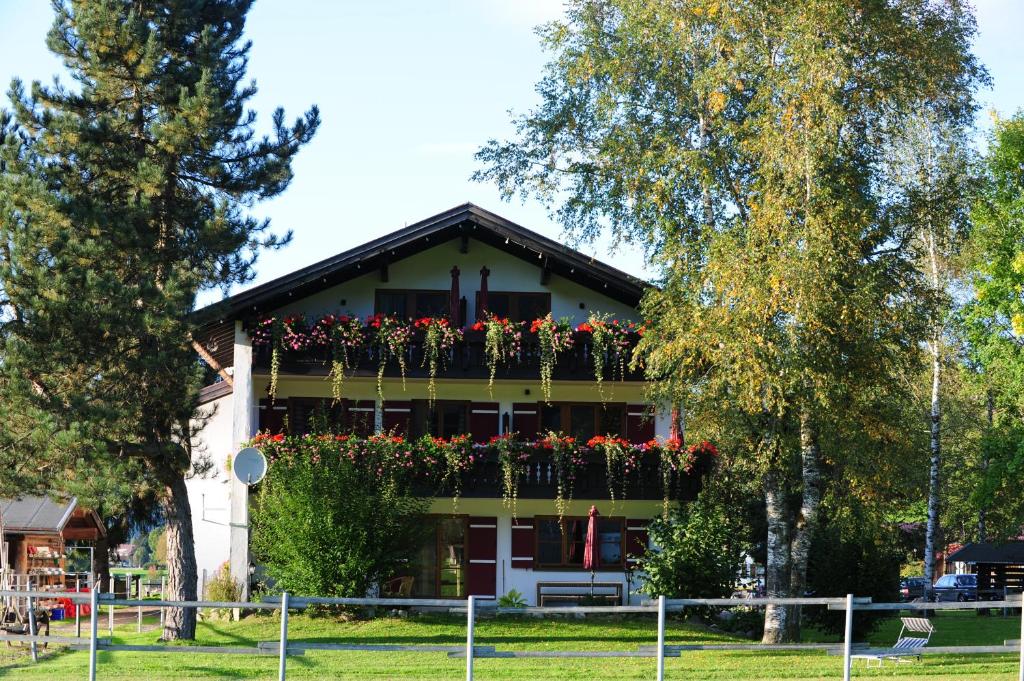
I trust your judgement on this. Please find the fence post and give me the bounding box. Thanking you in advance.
[160,576,166,629]
[108,575,114,635]
[843,593,854,681]
[88,586,99,681]
[656,595,666,681]
[1017,592,1023,681]
[27,595,38,663]
[137,574,143,633]
[466,595,476,681]
[76,575,82,638]
[278,591,290,681]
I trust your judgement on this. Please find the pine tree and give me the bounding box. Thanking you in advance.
[0,0,318,640]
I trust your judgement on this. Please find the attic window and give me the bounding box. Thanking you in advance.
[376,289,449,319]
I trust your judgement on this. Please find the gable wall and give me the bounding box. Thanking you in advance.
[270,237,640,323]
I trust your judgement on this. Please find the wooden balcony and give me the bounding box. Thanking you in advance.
[253,330,646,382]
[414,449,708,502]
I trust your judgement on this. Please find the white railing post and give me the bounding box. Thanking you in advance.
[466,595,476,681]
[278,591,290,681]
[160,576,166,629]
[656,595,666,681]
[88,586,99,681]
[27,595,38,662]
[1018,592,1023,681]
[75,575,82,638]
[108,575,114,635]
[137,574,143,633]
[843,593,854,681]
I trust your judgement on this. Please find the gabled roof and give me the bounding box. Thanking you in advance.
[946,542,1024,565]
[194,203,650,326]
[1,496,78,534]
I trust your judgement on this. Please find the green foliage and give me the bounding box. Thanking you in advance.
[203,562,241,620]
[497,589,527,608]
[805,501,903,636]
[251,438,427,598]
[639,498,743,602]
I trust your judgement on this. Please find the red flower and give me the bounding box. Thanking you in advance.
[470,321,486,331]
[576,322,594,333]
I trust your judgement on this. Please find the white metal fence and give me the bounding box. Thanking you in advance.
[0,590,1021,681]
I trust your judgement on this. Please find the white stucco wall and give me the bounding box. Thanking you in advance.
[186,393,234,591]
[269,236,641,325]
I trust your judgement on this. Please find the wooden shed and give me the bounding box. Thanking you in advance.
[945,542,1024,597]
[1,496,106,589]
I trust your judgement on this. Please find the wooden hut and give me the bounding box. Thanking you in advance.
[945,542,1024,598]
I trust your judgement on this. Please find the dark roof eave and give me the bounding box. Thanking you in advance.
[193,203,651,327]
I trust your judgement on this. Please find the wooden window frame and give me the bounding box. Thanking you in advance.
[476,291,551,323]
[411,399,471,439]
[539,402,627,440]
[534,515,626,570]
[375,289,450,320]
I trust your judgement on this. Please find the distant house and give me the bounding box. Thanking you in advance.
[945,542,1024,597]
[1,496,106,587]
[188,204,709,605]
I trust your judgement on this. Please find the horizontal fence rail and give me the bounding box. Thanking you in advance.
[0,590,1021,681]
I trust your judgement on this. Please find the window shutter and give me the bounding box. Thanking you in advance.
[469,402,500,443]
[510,517,534,569]
[467,516,497,598]
[626,404,656,444]
[258,398,288,434]
[512,403,538,440]
[347,400,375,437]
[625,519,650,565]
[382,400,412,435]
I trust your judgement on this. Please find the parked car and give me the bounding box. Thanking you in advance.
[900,577,928,602]
[931,573,977,602]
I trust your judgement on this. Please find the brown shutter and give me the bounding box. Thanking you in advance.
[347,400,376,437]
[511,517,534,569]
[469,402,500,443]
[512,402,539,440]
[467,516,497,598]
[625,519,649,565]
[626,404,656,444]
[382,400,412,436]
[258,398,288,434]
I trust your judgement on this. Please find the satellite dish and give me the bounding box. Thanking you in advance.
[233,447,267,485]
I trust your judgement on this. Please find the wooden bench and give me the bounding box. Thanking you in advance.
[536,582,622,607]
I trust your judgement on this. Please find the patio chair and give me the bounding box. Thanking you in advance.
[383,576,414,598]
[851,617,934,667]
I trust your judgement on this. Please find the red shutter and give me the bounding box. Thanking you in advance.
[348,400,376,437]
[469,402,500,443]
[626,404,656,444]
[467,516,497,598]
[511,517,535,569]
[382,400,411,436]
[512,402,538,440]
[258,398,288,434]
[625,519,649,564]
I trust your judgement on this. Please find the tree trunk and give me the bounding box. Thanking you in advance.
[161,473,198,641]
[762,471,791,644]
[978,392,993,543]
[786,408,823,641]
[93,536,110,587]
[923,334,941,597]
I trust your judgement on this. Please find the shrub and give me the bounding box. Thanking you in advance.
[498,589,527,608]
[251,438,427,598]
[202,562,241,620]
[639,498,743,603]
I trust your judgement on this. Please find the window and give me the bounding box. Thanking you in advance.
[477,291,550,323]
[540,403,626,441]
[376,289,449,319]
[409,516,467,597]
[411,400,469,439]
[535,516,625,569]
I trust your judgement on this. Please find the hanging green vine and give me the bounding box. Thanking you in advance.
[532,314,574,402]
[494,434,528,517]
[474,315,522,395]
[415,317,463,403]
[368,313,411,400]
[589,435,637,503]
[544,432,584,522]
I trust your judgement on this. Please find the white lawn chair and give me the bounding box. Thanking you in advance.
[851,617,934,667]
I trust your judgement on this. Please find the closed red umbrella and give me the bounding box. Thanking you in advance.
[583,504,600,571]
[449,266,461,327]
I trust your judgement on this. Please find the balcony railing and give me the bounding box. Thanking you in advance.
[414,450,707,502]
[253,330,645,382]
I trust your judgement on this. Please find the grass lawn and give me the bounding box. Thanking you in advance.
[0,610,1019,679]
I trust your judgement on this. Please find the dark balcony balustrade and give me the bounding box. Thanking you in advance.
[412,449,708,502]
[252,330,646,382]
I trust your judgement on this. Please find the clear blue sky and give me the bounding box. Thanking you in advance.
[2,0,1022,300]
